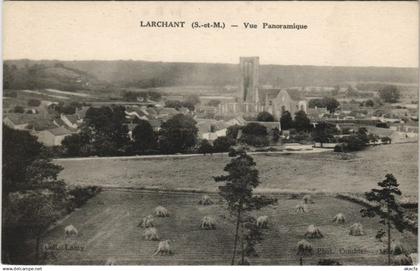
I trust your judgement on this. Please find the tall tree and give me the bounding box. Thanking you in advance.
[82,106,130,156]
[280,111,293,130]
[323,97,340,113]
[214,150,276,265]
[294,110,311,132]
[240,123,269,147]
[379,85,400,103]
[158,114,198,154]
[311,122,337,147]
[3,125,42,191]
[132,119,157,154]
[361,174,406,265]
[2,125,64,264]
[197,139,213,155]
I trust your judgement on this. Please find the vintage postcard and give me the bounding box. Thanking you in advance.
[2,1,418,267]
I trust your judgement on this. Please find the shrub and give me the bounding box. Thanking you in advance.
[213,136,235,152]
[67,186,101,211]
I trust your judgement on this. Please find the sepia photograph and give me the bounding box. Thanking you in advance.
[2,1,419,267]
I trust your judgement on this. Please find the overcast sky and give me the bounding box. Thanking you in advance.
[4,1,419,68]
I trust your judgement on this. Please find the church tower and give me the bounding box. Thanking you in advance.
[239,57,259,104]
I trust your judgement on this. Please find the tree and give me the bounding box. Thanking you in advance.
[185,95,200,106]
[256,111,275,122]
[280,111,293,130]
[312,122,336,147]
[132,119,157,154]
[3,125,42,191]
[81,106,130,156]
[4,192,61,263]
[308,97,339,113]
[345,85,358,97]
[198,139,213,155]
[293,110,311,132]
[61,134,83,157]
[165,100,183,110]
[337,127,371,152]
[214,150,276,265]
[323,97,340,113]
[158,114,198,154]
[240,123,269,147]
[308,99,324,109]
[379,85,400,103]
[272,128,280,143]
[361,174,406,265]
[2,125,64,264]
[213,136,235,153]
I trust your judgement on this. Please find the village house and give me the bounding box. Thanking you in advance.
[36,126,72,146]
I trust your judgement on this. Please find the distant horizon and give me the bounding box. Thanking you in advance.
[4,58,418,70]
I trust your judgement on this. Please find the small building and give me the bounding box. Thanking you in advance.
[36,127,72,146]
[3,114,32,130]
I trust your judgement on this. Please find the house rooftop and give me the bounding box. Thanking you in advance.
[46,126,72,136]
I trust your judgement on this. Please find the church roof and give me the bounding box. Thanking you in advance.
[259,88,303,103]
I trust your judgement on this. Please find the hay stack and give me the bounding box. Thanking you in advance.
[105,258,116,265]
[349,223,364,236]
[295,204,308,213]
[332,213,346,224]
[304,224,323,239]
[154,206,169,217]
[303,195,314,204]
[153,240,172,256]
[138,215,154,228]
[200,216,216,230]
[256,216,269,229]
[296,239,313,256]
[391,242,408,255]
[143,227,160,241]
[391,254,413,265]
[198,195,214,205]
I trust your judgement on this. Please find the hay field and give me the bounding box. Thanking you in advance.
[42,190,416,265]
[56,143,418,196]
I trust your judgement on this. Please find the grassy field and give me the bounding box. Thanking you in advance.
[42,190,416,265]
[56,143,418,197]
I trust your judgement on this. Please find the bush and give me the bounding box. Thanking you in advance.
[381,136,392,144]
[197,139,213,154]
[256,111,275,122]
[67,186,101,210]
[213,136,235,152]
[376,122,389,128]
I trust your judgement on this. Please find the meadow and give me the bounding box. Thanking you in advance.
[42,190,416,265]
[56,143,418,197]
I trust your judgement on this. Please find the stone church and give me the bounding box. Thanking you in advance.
[218,57,307,119]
